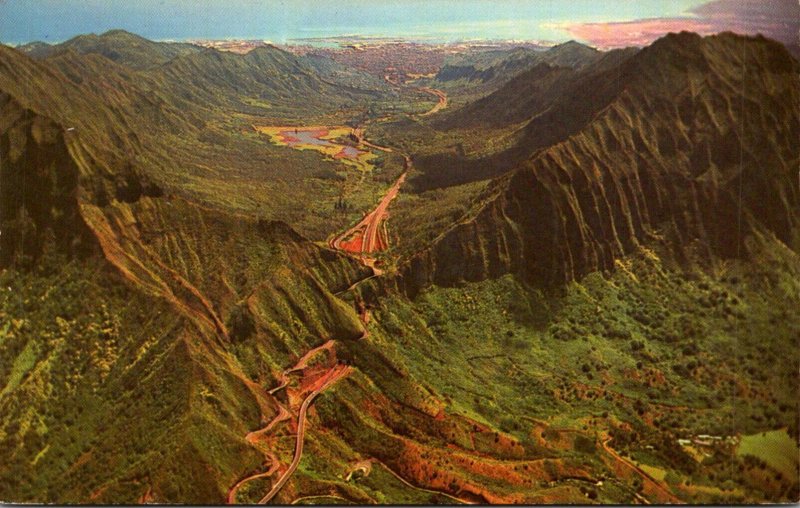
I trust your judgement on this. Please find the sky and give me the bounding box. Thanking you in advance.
[0,0,797,48]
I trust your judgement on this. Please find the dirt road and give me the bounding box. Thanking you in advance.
[268,340,336,394]
[227,454,280,504]
[601,437,681,504]
[228,363,351,504]
[373,461,475,505]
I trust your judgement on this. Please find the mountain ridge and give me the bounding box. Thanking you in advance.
[17,29,204,70]
[398,32,800,293]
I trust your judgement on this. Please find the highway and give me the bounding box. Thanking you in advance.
[231,81,447,505]
[227,340,345,504]
[258,364,352,504]
[331,171,407,261]
[329,82,447,264]
[418,87,448,116]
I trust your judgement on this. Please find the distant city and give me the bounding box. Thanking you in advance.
[190,37,555,80]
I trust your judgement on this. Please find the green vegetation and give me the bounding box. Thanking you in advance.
[389,180,490,258]
[338,238,799,503]
[737,430,800,478]
[0,340,38,398]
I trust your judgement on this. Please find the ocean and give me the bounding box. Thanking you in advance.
[0,0,708,45]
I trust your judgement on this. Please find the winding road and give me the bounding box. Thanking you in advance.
[290,494,350,505]
[227,454,281,504]
[230,80,448,505]
[418,87,448,117]
[373,461,476,505]
[267,341,335,396]
[227,341,348,505]
[259,364,352,504]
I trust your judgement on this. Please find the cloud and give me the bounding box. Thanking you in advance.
[564,0,799,49]
[565,18,715,49]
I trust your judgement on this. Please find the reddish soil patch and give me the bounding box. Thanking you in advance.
[338,235,364,254]
[600,438,681,503]
[330,172,405,258]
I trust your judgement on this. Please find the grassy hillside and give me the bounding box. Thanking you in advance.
[0,196,371,502]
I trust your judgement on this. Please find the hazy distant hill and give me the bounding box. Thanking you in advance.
[432,40,601,93]
[440,46,638,131]
[438,41,600,78]
[408,46,639,190]
[17,29,203,70]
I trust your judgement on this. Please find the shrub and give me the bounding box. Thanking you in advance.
[574,434,596,454]
[227,305,256,343]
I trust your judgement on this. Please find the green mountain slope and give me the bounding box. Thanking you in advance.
[401,32,799,289]
[0,36,385,502]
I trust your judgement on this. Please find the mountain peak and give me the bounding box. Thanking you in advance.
[550,40,598,52]
[637,30,799,77]
[648,30,704,51]
[97,29,149,42]
[15,40,53,58]
[37,29,204,70]
[557,40,588,48]
[410,30,799,291]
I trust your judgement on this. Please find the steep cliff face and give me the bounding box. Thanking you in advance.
[0,94,96,266]
[436,64,578,129]
[409,48,639,192]
[401,33,800,293]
